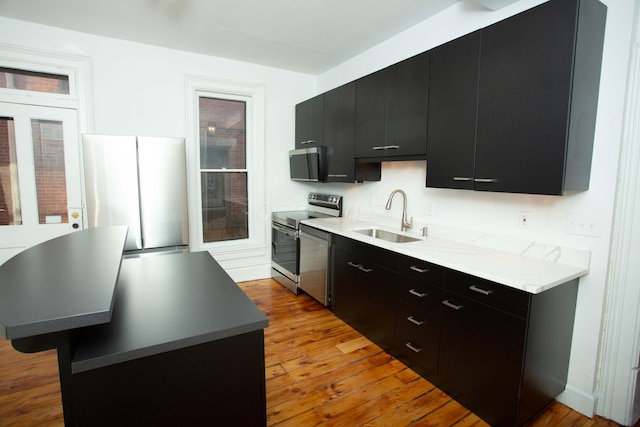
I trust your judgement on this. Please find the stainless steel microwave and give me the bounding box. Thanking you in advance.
[289,147,327,182]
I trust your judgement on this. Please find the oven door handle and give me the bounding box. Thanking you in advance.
[272,223,298,238]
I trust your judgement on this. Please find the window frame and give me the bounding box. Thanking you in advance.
[184,75,266,259]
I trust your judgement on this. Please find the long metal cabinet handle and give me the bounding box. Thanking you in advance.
[328,174,348,178]
[358,266,374,273]
[372,145,401,150]
[474,178,497,183]
[300,140,316,145]
[410,266,429,273]
[442,300,463,310]
[409,289,427,298]
[405,342,422,353]
[469,285,493,296]
[407,316,424,326]
[347,261,361,268]
[453,177,473,181]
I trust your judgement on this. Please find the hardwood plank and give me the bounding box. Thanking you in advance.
[0,278,627,427]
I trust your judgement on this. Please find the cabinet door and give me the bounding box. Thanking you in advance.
[439,292,526,427]
[354,69,388,158]
[332,247,363,329]
[357,258,397,351]
[324,83,356,182]
[427,31,481,190]
[295,94,324,148]
[475,0,577,194]
[386,51,429,158]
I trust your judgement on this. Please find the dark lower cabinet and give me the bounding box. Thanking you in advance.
[440,271,578,427]
[332,236,398,351]
[331,234,579,427]
[439,291,526,426]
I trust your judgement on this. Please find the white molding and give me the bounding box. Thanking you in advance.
[557,385,599,417]
[597,22,640,426]
[183,74,267,262]
[0,43,94,227]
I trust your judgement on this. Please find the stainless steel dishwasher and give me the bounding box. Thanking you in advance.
[299,223,332,306]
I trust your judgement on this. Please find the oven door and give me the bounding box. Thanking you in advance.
[271,222,299,293]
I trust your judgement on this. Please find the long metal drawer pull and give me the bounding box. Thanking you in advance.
[474,178,497,183]
[405,342,422,353]
[469,285,493,296]
[358,266,373,273]
[409,289,427,298]
[410,266,429,273]
[347,261,361,268]
[453,177,473,181]
[407,316,424,326]
[442,300,463,310]
[328,174,348,178]
[300,140,317,145]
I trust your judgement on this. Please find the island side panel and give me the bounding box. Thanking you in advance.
[71,329,266,426]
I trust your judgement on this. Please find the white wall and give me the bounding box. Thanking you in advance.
[0,16,317,279]
[305,0,637,418]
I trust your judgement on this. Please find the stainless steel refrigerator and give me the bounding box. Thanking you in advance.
[82,135,189,254]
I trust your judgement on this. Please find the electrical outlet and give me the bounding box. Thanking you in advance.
[566,214,598,237]
[519,211,531,229]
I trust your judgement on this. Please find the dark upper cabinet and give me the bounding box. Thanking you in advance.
[324,83,381,182]
[427,31,481,190]
[427,0,606,195]
[355,51,429,160]
[294,94,324,149]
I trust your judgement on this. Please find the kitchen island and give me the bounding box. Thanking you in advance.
[0,227,268,426]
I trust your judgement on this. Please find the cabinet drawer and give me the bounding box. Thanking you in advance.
[445,270,530,318]
[397,256,444,285]
[394,302,439,379]
[333,235,399,269]
[398,277,442,317]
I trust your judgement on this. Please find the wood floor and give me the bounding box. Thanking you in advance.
[0,278,623,426]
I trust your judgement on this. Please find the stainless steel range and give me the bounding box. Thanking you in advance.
[271,193,342,302]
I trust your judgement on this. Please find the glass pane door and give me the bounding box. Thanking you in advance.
[0,102,82,264]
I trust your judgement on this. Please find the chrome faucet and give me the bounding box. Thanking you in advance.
[385,189,413,232]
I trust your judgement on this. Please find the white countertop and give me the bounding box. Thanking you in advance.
[302,217,590,294]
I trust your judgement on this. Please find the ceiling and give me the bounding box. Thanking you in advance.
[0,0,470,74]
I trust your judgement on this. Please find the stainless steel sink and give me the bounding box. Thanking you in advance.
[353,228,421,243]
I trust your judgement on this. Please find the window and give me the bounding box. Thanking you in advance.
[199,97,248,243]
[185,75,266,257]
[0,67,70,95]
[0,117,21,225]
[32,119,68,224]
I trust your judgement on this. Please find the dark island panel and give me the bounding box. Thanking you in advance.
[71,251,269,373]
[0,226,127,340]
[71,329,267,426]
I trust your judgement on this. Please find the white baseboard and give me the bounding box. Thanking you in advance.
[556,384,599,418]
[222,262,271,283]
